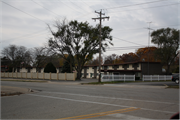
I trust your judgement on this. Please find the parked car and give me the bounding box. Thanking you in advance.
[170,112,179,119]
[172,74,179,84]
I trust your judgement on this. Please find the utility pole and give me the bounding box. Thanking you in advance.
[146,22,153,75]
[92,9,109,82]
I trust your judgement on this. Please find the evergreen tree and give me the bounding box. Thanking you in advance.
[44,62,57,73]
[61,55,74,73]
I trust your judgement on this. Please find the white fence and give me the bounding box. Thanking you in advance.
[101,75,135,82]
[1,72,77,81]
[143,75,172,81]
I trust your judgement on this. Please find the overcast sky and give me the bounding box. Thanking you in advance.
[1,0,179,58]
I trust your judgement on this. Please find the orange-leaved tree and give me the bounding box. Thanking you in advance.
[136,47,160,62]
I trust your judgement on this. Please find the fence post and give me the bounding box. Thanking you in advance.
[112,74,114,82]
[26,72,27,79]
[101,75,103,82]
[134,75,135,81]
[143,75,144,82]
[151,75,152,82]
[158,75,159,81]
[8,72,9,78]
[73,73,75,81]
[65,72,67,81]
[124,74,125,82]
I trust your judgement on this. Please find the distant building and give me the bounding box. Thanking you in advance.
[82,61,163,79]
[1,57,11,72]
[2,61,163,79]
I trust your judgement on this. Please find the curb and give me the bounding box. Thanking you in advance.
[103,84,167,89]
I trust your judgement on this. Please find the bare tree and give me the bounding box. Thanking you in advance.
[30,47,48,67]
[2,45,32,72]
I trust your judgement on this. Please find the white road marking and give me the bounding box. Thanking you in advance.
[107,113,152,120]
[28,94,136,108]
[64,86,96,89]
[42,91,179,105]
[28,94,175,114]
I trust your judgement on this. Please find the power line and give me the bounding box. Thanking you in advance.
[31,0,63,18]
[107,46,147,51]
[1,1,47,24]
[107,45,147,49]
[58,0,82,13]
[107,48,144,51]
[2,29,48,42]
[101,0,168,10]
[114,24,179,32]
[113,37,144,46]
[106,45,157,51]
[108,3,178,13]
[1,1,92,42]
[74,12,93,20]
[68,0,89,13]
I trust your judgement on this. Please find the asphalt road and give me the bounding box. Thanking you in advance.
[115,81,179,86]
[1,80,179,119]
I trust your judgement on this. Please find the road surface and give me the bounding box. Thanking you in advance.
[1,80,179,119]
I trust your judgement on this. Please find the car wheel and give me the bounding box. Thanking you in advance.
[175,79,179,84]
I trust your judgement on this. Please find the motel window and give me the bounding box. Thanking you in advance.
[104,66,109,69]
[123,64,129,68]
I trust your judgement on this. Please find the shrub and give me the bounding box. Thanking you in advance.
[44,62,57,73]
[135,77,140,80]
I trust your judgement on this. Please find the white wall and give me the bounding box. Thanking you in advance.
[117,65,123,70]
[31,68,36,73]
[127,64,133,70]
[20,68,27,72]
[137,64,141,70]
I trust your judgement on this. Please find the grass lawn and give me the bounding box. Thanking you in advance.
[1,79,47,83]
[167,85,179,89]
[81,80,172,85]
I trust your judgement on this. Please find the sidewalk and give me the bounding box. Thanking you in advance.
[1,78,98,84]
[1,86,33,96]
[1,78,98,96]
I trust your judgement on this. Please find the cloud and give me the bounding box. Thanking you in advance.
[1,0,179,56]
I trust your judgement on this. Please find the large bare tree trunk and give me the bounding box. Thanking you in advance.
[77,70,81,80]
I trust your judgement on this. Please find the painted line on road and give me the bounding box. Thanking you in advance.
[28,94,176,114]
[64,86,96,89]
[42,91,179,105]
[28,94,135,108]
[56,107,135,119]
[57,107,140,120]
